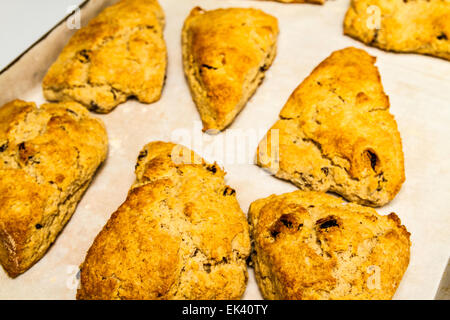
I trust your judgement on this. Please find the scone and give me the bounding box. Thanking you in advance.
[344,0,450,61]
[257,47,405,207]
[77,142,250,300]
[248,191,411,300]
[43,0,167,113]
[182,7,279,132]
[0,100,108,277]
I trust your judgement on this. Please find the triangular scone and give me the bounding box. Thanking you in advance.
[344,0,450,61]
[248,191,411,300]
[257,47,405,207]
[259,0,325,3]
[43,0,167,113]
[182,7,279,132]
[77,142,250,300]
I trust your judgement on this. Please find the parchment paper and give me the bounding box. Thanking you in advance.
[0,0,449,300]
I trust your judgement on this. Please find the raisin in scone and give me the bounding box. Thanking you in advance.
[43,0,167,113]
[249,191,411,300]
[344,0,450,61]
[77,142,250,300]
[0,100,108,278]
[257,47,405,207]
[182,7,279,132]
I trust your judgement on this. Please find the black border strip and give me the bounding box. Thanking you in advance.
[0,0,91,76]
[0,300,444,318]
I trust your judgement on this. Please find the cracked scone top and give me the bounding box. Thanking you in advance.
[43,0,167,113]
[249,191,411,300]
[0,100,108,277]
[257,47,405,207]
[77,142,251,300]
[182,7,279,132]
[344,0,450,61]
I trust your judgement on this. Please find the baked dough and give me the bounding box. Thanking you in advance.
[43,0,167,113]
[77,142,250,300]
[0,100,108,277]
[257,47,405,207]
[344,0,450,61]
[249,191,411,300]
[182,7,279,132]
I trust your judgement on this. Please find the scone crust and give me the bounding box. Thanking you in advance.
[257,47,405,207]
[77,142,251,300]
[249,191,411,300]
[344,0,450,61]
[0,100,108,277]
[43,0,167,113]
[182,7,279,131]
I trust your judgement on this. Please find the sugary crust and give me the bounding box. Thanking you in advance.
[0,100,108,277]
[43,0,167,113]
[344,0,450,61]
[257,47,405,207]
[248,191,411,300]
[182,7,279,131]
[77,142,251,300]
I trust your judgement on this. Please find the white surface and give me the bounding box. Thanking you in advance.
[0,0,84,70]
[0,0,449,300]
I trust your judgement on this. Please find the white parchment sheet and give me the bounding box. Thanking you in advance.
[0,0,449,299]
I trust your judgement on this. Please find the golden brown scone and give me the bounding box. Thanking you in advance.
[77,142,251,300]
[249,191,411,300]
[257,47,405,207]
[43,0,167,113]
[0,100,108,278]
[344,0,450,61]
[182,7,279,132]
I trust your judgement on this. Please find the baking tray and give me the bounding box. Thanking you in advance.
[0,0,449,300]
